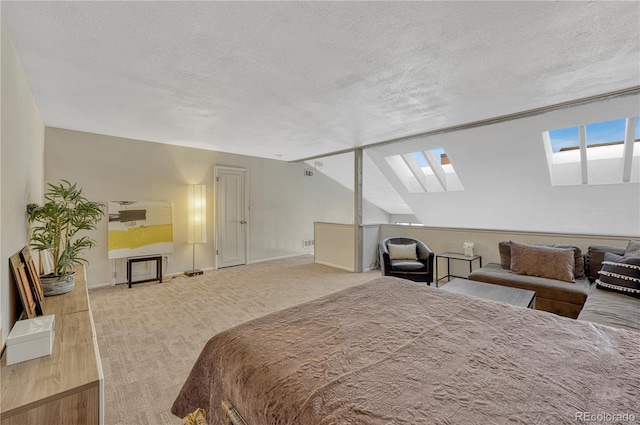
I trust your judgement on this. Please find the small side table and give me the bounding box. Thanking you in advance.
[127,255,163,288]
[435,252,482,287]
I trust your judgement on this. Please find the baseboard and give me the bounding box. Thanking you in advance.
[248,253,311,265]
[163,270,198,279]
[88,281,112,289]
[89,256,314,288]
[91,268,216,288]
[315,260,355,272]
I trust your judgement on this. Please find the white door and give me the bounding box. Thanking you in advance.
[216,166,247,268]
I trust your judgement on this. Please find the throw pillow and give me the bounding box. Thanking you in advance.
[498,241,511,269]
[501,241,584,278]
[586,245,627,281]
[510,241,575,283]
[388,243,418,260]
[596,252,640,298]
[624,240,640,257]
[552,244,585,279]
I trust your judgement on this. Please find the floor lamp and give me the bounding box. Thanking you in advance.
[185,184,206,277]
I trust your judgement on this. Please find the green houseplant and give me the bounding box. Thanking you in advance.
[27,180,105,295]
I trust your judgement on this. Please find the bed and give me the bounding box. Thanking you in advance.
[172,277,639,424]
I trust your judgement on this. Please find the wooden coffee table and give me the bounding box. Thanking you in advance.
[441,278,536,308]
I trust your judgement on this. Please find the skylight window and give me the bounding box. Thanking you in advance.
[543,116,639,186]
[411,151,429,168]
[548,126,579,153]
[586,119,626,146]
[385,148,464,193]
[549,119,629,153]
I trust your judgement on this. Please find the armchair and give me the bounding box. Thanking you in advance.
[379,237,434,284]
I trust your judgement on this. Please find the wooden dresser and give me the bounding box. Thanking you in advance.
[0,266,104,424]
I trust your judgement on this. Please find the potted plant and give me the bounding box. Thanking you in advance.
[27,180,105,296]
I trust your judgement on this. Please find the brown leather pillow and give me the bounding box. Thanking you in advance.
[510,241,575,283]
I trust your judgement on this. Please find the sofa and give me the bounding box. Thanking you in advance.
[469,241,640,328]
[577,245,640,332]
[468,241,592,318]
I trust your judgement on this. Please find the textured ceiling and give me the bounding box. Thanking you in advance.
[2,1,639,162]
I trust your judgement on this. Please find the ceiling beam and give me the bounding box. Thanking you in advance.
[622,116,637,183]
[290,86,640,163]
[579,125,588,185]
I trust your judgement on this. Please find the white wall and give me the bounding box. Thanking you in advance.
[44,128,389,287]
[368,94,640,236]
[307,152,407,218]
[314,223,382,272]
[314,222,355,272]
[362,224,381,271]
[1,21,45,346]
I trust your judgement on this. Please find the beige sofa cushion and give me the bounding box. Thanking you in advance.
[578,286,640,331]
[388,243,417,260]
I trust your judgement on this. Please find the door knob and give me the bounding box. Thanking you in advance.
[240,220,247,224]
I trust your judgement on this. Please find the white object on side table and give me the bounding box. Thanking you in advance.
[6,314,55,365]
[463,242,475,257]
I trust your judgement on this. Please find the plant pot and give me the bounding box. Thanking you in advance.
[39,272,75,296]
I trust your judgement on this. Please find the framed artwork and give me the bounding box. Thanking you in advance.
[108,200,174,259]
[20,247,45,303]
[9,251,41,319]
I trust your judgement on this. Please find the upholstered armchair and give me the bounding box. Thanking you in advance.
[379,237,434,284]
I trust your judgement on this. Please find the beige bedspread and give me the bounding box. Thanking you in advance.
[172,277,639,424]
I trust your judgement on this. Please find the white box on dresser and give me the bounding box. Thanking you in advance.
[5,315,55,365]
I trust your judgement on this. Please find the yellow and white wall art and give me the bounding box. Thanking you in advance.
[108,201,174,259]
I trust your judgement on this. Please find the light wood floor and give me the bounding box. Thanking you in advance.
[89,255,378,425]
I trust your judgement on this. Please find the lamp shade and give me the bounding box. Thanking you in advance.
[187,184,207,244]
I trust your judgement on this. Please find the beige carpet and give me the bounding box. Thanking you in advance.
[89,255,378,425]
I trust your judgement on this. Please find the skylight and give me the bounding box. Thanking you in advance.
[543,116,640,186]
[548,126,579,153]
[548,119,629,153]
[385,148,464,193]
[411,151,429,168]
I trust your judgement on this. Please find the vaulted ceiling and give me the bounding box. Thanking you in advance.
[2,1,639,163]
